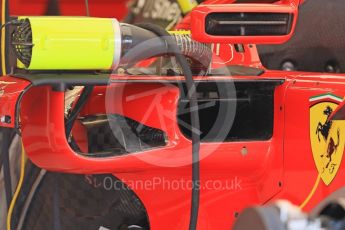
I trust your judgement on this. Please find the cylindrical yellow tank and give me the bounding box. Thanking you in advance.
[17,17,122,70]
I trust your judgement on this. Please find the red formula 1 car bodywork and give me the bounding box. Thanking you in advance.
[9,0,129,18]
[5,71,345,229]
[2,0,345,229]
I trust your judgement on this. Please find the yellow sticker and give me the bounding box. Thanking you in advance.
[177,0,198,14]
[310,94,345,185]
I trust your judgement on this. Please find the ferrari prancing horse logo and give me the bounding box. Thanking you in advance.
[310,93,345,185]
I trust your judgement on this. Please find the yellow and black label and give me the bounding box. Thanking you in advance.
[310,93,345,185]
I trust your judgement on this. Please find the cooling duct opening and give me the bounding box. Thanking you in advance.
[205,12,294,36]
[11,19,33,68]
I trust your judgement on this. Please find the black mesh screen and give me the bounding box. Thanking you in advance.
[11,19,33,67]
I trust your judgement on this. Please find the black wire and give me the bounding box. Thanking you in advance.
[9,161,42,229]
[0,19,21,30]
[85,0,90,16]
[65,86,94,137]
[3,0,11,75]
[0,11,25,215]
[136,23,201,230]
[1,128,13,208]
[45,0,60,15]
[1,21,10,29]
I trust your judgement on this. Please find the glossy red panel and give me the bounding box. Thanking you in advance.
[9,0,128,19]
[0,75,30,128]
[191,3,298,44]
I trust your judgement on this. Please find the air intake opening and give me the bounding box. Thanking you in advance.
[206,12,294,36]
[11,19,33,67]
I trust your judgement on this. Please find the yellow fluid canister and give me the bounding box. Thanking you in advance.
[18,17,122,70]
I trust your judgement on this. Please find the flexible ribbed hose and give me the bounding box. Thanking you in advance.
[173,33,212,70]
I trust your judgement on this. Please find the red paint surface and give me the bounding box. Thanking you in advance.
[191,3,299,44]
[12,72,345,229]
[1,0,343,229]
[0,76,30,128]
[9,0,128,19]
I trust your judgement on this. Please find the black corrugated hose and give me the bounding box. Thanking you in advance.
[62,22,202,230]
[136,23,201,230]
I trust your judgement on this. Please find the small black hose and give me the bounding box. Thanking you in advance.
[136,23,201,230]
[58,23,201,229]
[45,0,60,16]
[172,33,211,73]
[1,128,15,208]
[65,86,94,137]
[85,0,90,16]
[120,23,212,73]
